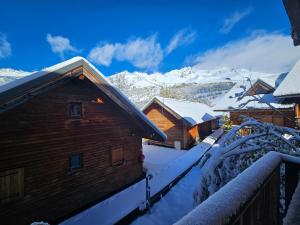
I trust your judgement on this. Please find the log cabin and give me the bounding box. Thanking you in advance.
[214,75,296,128]
[282,0,300,46]
[142,97,218,150]
[0,57,166,225]
[274,58,300,127]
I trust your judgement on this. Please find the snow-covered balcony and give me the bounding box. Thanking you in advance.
[175,152,300,225]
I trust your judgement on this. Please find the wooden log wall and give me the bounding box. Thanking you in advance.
[0,77,144,225]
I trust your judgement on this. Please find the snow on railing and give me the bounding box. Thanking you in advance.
[174,151,283,225]
[149,129,223,197]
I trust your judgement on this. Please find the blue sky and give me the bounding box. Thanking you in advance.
[0,0,299,75]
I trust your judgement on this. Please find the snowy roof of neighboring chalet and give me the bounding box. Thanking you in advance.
[143,96,217,126]
[0,56,166,141]
[214,76,293,111]
[274,59,300,98]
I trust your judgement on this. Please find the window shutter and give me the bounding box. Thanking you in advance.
[0,168,24,204]
[111,147,124,166]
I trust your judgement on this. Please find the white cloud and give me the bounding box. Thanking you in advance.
[88,35,164,70]
[165,28,197,54]
[46,34,78,59]
[189,32,300,74]
[0,33,11,59]
[220,7,252,34]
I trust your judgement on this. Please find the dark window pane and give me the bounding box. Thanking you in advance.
[69,102,82,118]
[70,154,82,171]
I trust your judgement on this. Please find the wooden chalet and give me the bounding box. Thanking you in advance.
[0,57,166,225]
[274,58,300,127]
[282,0,300,46]
[143,97,218,150]
[214,76,296,128]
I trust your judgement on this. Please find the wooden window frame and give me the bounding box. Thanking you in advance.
[0,168,24,204]
[69,153,83,172]
[111,146,124,167]
[69,102,83,119]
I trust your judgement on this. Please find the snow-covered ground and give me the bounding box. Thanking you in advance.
[131,130,223,225]
[143,145,186,174]
[60,129,223,225]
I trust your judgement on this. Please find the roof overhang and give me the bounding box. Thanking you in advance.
[0,57,167,142]
[283,0,300,46]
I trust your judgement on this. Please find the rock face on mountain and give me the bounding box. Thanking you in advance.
[108,67,275,108]
[0,67,275,108]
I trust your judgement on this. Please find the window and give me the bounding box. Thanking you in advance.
[111,147,124,166]
[69,154,83,172]
[0,168,24,204]
[69,102,82,118]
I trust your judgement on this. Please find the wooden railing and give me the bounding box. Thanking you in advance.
[174,152,300,225]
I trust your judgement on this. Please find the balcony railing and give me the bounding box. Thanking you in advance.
[174,152,300,225]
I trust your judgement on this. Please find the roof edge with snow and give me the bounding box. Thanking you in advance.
[0,56,167,141]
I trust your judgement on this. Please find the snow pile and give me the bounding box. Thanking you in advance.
[60,179,146,225]
[143,145,186,174]
[149,129,222,197]
[174,152,282,225]
[274,58,300,97]
[283,179,300,225]
[131,130,223,225]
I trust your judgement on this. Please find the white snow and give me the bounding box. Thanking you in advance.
[144,96,217,126]
[109,67,273,89]
[174,151,282,225]
[143,145,186,174]
[60,179,146,225]
[214,77,293,111]
[174,152,300,225]
[274,59,300,97]
[0,56,166,141]
[131,129,223,225]
[60,129,223,225]
[283,179,300,225]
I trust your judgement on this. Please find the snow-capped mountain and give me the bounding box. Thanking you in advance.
[108,67,275,107]
[0,68,31,85]
[0,66,275,108]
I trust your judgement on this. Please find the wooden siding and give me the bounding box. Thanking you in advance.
[246,82,274,96]
[144,103,218,149]
[230,108,296,128]
[0,77,144,225]
[143,102,188,148]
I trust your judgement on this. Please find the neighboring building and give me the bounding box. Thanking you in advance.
[143,97,218,149]
[214,76,296,128]
[0,57,166,225]
[274,58,300,126]
[282,0,300,46]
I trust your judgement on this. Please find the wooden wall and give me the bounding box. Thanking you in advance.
[230,108,296,128]
[143,103,190,149]
[0,77,144,225]
[144,103,218,149]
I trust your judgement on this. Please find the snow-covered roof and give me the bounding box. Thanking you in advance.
[143,96,217,126]
[0,56,166,141]
[274,59,300,97]
[214,77,293,111]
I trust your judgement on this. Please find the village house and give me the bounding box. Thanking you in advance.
[142,96,218,150]
[0,57,166,225]
[274,58,300,127]
[214,75,296,128]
